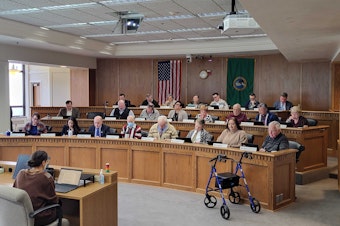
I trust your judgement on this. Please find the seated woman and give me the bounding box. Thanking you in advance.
[286,106,308,128]
[13,150,59,226]
[195,105,213,123]
[23,112,47,135]
[216,117,247,147]
[163,94,177,108]
[61,116,81,135]
[186,118,213,144]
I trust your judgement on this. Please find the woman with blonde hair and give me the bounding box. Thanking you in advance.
[195,105,213,123]
[286,106,308,128]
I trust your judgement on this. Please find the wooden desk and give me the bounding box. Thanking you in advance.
[40,119,328,173]
[31,106,338,152]
[0,165,117,226]
[0,136,296,211]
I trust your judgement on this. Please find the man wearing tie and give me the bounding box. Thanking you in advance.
[88,116,111,137]
[273,92,293,110]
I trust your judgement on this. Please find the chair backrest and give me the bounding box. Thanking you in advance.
[109,128,117,134]
[0,185,34,226]
[288,141,305,163]
[246,133,254,144]
[46,125,53,132]
[86,112,105,119]
[141,130,149,137]
[210,115,219,122]
[306,118,318,126]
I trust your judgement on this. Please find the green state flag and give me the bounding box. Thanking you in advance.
[227,58,255,106]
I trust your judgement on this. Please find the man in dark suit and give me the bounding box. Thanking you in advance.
[141,94,160,107]
[273,92,293,110]
[57,100,80,118]
[88,116,111,137]
[115,93,131,107]
[255,103,279,126]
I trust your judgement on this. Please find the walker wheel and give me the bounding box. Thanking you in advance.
[204,194,217,208]
[229,192,240,204]
[250,198,261,213]
[220,204,230,220]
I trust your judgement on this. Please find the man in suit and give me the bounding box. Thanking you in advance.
[255,103,279,126]
[141,94,160,107]
[243,93,260,110]
[115,93,131,107]
[88,115,111,137]
[57,100,80,118]
[273,92,293,110]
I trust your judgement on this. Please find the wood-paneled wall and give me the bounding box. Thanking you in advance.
[96,53,332,111]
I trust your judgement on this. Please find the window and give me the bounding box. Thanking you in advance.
[9,63,25,116]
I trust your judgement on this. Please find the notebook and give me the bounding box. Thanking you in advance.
[12,154,31,179]
[55,168,82,193]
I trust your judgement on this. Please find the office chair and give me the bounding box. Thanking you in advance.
[306,118,318,126]
[246,133,254,144]
[109,128,117,134]
[210,115,219,122]
[86,112,105,119]
[141,130,149,137]
[288,141,305,163]
[46,125,53,132]
[0,185,69,226]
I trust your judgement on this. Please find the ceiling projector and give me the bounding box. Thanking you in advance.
[220,14,261,35]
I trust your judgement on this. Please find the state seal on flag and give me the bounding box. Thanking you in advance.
[233,76,247,91]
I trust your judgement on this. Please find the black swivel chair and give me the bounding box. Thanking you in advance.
[141,130,149,137]
[246,133,254,144]
[288,141,305,163]
[86,112,106,119]
[210,115,219,122]
[306,118,318,126]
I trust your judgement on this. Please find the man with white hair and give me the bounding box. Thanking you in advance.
[259,121,289,152]
[148,115,178,140]
[121,115,141,139]
[110,99,134,119]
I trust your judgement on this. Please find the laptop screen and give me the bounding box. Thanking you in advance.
[57,168,82,185]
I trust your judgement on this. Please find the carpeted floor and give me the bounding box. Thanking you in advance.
[118,178,340,226]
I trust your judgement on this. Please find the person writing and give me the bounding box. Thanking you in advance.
[13,150,58,226]
[23,112,47,135]
[88,115,111,137]
[57,100,80,118]
[259,121,289,152]
[216,117,247,147]
[286,106,308,128]
[61,116,81,135]
[121,115,142,139]
[186,118,213,144]
[148,115,178,140]
[141,94,160,107]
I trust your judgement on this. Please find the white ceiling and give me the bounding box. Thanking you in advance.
[0,0,339,62]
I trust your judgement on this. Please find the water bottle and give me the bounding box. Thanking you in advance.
[99,169,105,184]
[68,129,73,137]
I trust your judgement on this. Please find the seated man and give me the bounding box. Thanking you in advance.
[121,115,142,139]
[141,94,160,107]
[243,93,260,110]
[110,100,134,119]
[139,103,160,120]
[210,92,229,109]
[115,93,131,107]
[255,103,279,126]
[259,121,289,152]
[226,103,248,123]
[273,92,293,110]
[57,100,80,118]
[88,115,111,137]
[167,101,188,121]
[148,115,178,140]
[187,95,203,108]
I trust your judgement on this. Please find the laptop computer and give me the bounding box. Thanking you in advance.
[55,168,82,193]
[12,154,31,179]
[210,105,219,109]
[253,121,264,126]
[176,137,192,143]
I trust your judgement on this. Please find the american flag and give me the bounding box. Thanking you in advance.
[158,60,182,105]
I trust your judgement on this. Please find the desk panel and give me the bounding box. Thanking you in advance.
[0,136,295,210]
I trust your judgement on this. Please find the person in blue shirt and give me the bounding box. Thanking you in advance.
[23,112,47,135]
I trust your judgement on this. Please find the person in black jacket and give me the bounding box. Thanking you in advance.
[61,117,80,135]
[88,116,111,137]
[141,94,160,107]
[109,100,134,119]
